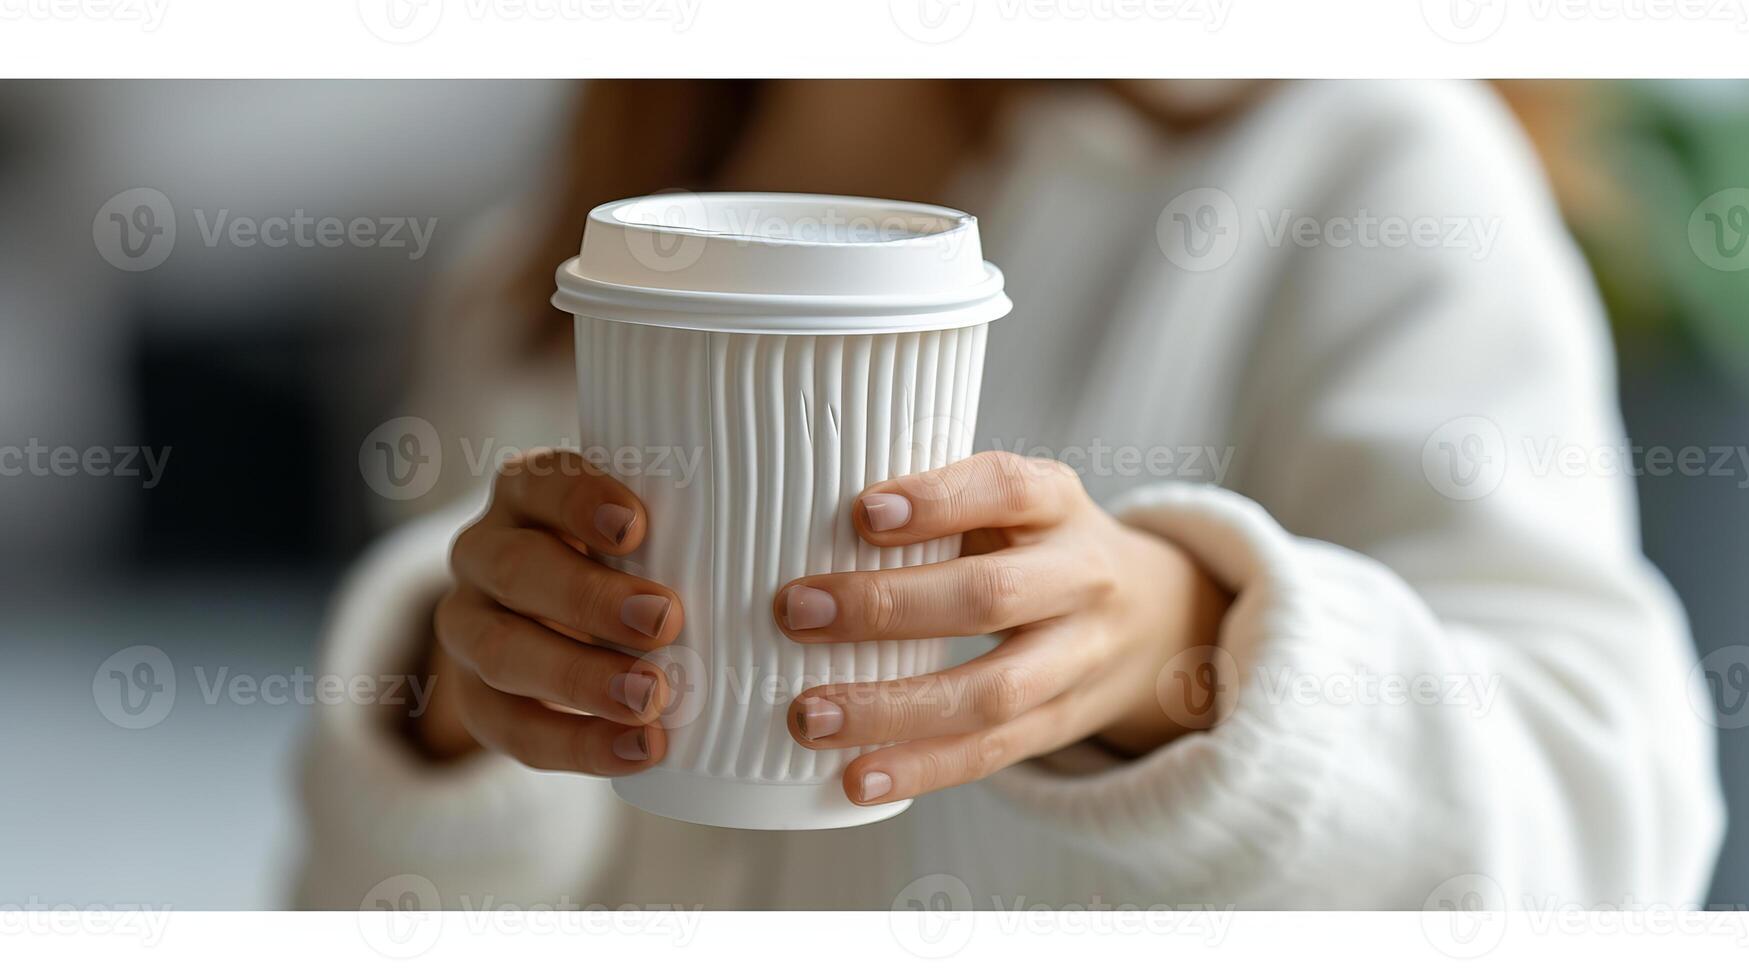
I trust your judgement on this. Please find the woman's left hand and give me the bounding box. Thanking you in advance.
[776,450,1234,807]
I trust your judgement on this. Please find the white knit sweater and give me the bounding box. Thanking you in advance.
[294,81,1724,910]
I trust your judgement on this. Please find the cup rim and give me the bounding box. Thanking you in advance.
[553,192,1012,334]
[553,257,1011,335]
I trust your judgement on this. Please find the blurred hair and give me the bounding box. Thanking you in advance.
[509,80,1262,353]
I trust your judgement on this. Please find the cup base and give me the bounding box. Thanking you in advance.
[611,768,912,831]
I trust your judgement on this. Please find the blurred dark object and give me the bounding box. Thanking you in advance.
[132,306,375,572]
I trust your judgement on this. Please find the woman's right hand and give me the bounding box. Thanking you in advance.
[415,449,683,773]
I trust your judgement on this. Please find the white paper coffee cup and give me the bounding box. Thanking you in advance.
[553,192,1011,830]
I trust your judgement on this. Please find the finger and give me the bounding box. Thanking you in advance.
[434,587,669,725]
[489,449,648,556]
[788,622,1091,747]
[451,523,683,651]
[774,544,1104,642]
[851,450,1085,546]
[455,668,666,775]
[840,696,1083,805]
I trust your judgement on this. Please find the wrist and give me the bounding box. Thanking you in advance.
[1096,533,1233,756]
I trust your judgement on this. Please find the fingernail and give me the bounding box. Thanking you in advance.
[795,696,844,740]
[594,503,637,545]
[611,672,656,714]
[859,770,893,803]
[612,728,650,762]
[861,493,913,532]
[620,595,672,638]
[783,586,837,631]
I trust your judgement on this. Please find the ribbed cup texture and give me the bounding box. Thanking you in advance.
[577,318,988,783]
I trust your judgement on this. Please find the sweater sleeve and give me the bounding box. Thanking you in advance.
[990,82,1725,908]
[291,501,627,910]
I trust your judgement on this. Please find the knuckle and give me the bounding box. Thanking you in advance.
[567,563,609,627]
[448,522,484,575]
[869,688,920,742]
[1039,455,1080,487]
[480,537,527,601]
[987,451,1042,514]
[854,576,903,636]
[914,747,948,789]
[1084,550,1120,601]
[557,648,599,708]
[965,559,1026,628]
[974,665,1031,726]
[1035,462,1077,504]
[904,465,954,501]
[970,729,1011,779]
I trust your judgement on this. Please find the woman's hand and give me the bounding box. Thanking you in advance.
[777,451,1233,807]
[416,450,680,773]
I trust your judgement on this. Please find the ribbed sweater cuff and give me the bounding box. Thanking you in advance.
[988,481,1368,894]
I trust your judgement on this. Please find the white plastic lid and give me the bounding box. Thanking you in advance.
[552,192,1012,334]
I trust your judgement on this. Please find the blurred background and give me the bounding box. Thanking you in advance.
[0,80,1745,909]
